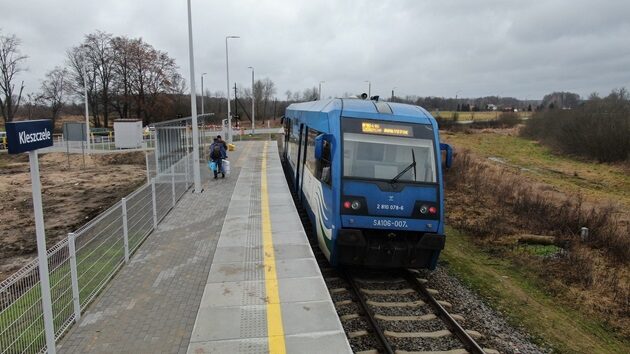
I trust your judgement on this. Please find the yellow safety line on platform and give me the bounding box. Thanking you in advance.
[261,142,287,354]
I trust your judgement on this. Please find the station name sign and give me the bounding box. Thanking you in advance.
[5,119,54,154]
[361,122,412,137]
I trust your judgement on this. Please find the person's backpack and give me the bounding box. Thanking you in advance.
[210,144,221,159]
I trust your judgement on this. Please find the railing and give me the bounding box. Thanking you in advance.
[0,152,194,354]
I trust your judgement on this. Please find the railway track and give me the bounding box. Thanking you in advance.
[281,155,497,354]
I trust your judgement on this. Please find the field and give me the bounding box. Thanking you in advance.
[440,127,630,353]
[430,110,531,121]
[0,151,146,282]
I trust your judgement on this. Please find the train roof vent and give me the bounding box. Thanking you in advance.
[374,101,393,114]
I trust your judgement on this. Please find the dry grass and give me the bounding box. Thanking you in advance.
[444,149,630,335]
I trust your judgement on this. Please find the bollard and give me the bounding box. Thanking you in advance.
[68,232,81,322]
[171,166,176,207]
[151,178,158,229]
[121,198,129,263]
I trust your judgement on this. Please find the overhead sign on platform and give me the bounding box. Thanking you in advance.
[5,119,53,154]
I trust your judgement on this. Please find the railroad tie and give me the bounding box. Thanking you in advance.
[356,350,379,354]
[374,313,437,321]
[384,329,452,338]
[366,300,425,307]
[339,313,360,321]
[329,287,348,294]
[355,277,406,284]
[436,300,452,308]
[360,288,415,295]
[450,313,466,322]
[464,329,483,339]
[334,299,353,306]
[348,330,369,338]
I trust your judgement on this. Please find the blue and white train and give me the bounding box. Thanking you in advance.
[282,98,452,269]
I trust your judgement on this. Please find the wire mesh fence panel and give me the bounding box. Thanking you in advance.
[74,204,125,307]
[0,116,205,354]
[126,185,154,254]
[47,240,74,340]
[0,261,44,354]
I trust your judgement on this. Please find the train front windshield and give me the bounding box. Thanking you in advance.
[342,119,437,183]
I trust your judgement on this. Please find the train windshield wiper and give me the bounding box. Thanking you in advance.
[389,149,416,184]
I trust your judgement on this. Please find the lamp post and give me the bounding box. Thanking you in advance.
[201,73,207,116]
[82,60,90,154]
[365,80,371,97]
[318,81,325,100]
[391,87,396,102]
[186,0,201,193]
[225,35,240,143]
[248,66,255,134]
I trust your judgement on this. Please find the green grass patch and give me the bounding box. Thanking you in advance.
[441,226,630,353]
[515,244,562,257]
[443,131,630,208]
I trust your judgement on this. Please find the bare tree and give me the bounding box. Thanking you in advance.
[302,87,319,101]
[111,36,133,118]
[262,78,276,119]
[66,45,101,127]
[37,66,68,127]
[84,31,115,127]
[0,31,27,123]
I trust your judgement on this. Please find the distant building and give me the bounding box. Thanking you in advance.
[486,104,498,111]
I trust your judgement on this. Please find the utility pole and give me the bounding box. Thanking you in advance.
[248,66,255,134]
[273,98,277,120]
[391,87,396,102]
[186,0,201,192]
[233,83,238,128]
[225,35,240,142]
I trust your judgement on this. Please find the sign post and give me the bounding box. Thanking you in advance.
[6,120,56,354]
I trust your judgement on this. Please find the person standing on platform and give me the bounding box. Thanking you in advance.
[209,138,227,179]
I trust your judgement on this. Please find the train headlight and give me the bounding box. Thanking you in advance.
[351,201,361,210]
[419,205,428,214]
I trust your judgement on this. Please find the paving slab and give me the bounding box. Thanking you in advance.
[188,142,351,353]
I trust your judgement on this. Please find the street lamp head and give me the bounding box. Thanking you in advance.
[202,72,207,76]
[248,66,254,70]
[226,35,240,39]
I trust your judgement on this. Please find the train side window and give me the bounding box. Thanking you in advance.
[319,140,332,185]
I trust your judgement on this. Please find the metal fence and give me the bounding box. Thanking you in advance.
[0,117,201,354]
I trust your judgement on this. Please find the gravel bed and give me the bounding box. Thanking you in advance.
[335,301,361,317]
[371,303,433,317]
[389,336,463,352]
[417,266,551,354]
[362,292,424,303]
[379,318,447,333]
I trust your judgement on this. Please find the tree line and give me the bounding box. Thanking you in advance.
[1,29,185,128]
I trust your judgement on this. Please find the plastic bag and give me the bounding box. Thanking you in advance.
[208,161,217,172]
[223,160,230,175]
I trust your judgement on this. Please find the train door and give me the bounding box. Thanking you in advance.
[295,123,304,195]
[299,127,309,201]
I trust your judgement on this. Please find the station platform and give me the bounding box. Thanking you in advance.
[187,141,350,353]
[57,141,351,354]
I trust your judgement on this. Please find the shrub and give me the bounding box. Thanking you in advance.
[521,89,630,162]
[497,112,520,128]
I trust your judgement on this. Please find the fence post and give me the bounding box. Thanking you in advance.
[151,178,158,229]
[121,197,129,263]
[68,232,81,322]
[171,165,176,207]
[143,142,150,184]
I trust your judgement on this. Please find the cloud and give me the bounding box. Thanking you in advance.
[2,0,629,100]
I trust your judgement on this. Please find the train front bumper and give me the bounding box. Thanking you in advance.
[335,228,445,269]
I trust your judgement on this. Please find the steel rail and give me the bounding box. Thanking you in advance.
[403,269,486,354]
[342,268,395,354]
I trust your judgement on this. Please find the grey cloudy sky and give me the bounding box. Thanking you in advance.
[2,0,630,100]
